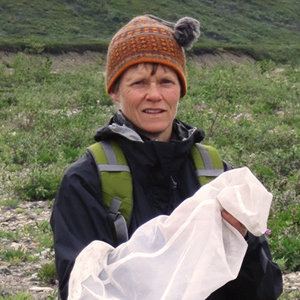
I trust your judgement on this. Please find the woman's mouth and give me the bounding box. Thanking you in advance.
[143,109,165,114]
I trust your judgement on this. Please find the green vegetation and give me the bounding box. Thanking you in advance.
[0,290,59,300]
[0,52,299,298]
[38,262,57,285]
[0,292,33,300]
[0,248,30,265]
[0,1,299,297]
[0,0,300,63]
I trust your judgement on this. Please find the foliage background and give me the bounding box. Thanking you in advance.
[0,0,300,299]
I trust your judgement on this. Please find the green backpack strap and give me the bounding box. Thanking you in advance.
[88,140,224,244]
[190,143,224,186]
[88,140,132,244]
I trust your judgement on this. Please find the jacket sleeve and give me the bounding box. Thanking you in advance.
[207,233,282,300]
[50,152,115,300]
[224,233,282,299]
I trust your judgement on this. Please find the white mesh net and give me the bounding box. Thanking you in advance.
[68,167,272,300]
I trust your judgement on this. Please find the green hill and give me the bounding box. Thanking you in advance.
[0,0,300,63]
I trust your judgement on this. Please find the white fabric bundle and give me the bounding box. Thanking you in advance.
[68,167,272,300]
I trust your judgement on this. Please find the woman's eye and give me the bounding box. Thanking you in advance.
[162,79,172,84]
[133,80,143,86]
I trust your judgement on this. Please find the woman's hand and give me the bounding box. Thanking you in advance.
[221,210,248,238]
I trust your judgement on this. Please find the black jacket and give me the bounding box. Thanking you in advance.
[51,111,282,300]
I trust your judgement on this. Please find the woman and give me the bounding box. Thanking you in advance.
[51,15,282,299]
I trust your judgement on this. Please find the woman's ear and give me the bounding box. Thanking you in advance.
[109,91,120,102]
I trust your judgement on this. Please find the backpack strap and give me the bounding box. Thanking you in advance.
[190,143,224,186]
[88,140,132,244]
[88,140,224,244]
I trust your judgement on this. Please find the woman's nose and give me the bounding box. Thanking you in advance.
[146,84,162,101]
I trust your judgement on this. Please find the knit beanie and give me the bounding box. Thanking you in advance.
[106,15,200,97]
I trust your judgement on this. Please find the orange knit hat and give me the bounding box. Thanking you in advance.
[106,15,200,98]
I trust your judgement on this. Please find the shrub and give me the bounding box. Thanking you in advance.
[38,262,57,285]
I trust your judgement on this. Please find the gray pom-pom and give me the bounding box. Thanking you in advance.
[174,17,200,50]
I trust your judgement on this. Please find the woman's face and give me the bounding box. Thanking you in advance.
[109,63,181,142]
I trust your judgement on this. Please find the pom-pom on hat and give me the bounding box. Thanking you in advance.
[106,15,200,98]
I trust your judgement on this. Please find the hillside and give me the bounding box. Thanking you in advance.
[0,0,300,63]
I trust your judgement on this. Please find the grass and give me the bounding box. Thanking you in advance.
[0,0,300,63]
[0,292,33,300]
[0,52,300,299]
[0,290,58,300]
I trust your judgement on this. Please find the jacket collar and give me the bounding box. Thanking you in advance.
[94,110,205,143]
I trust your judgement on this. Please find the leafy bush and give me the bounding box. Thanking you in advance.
[267,204,300,271]
[14,166,62,201]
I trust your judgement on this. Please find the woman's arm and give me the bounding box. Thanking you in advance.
[50,152,114,300]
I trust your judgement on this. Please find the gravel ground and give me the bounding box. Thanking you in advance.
[0,200,299,299]
[0,201,57,299]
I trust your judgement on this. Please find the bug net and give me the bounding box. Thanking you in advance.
[68,167,272,300]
